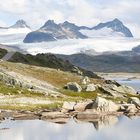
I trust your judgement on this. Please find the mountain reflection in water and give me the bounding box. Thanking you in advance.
[0,115,139,140]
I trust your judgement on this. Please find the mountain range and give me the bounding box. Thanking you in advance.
[56,45,140,72]
[0,18,134,44]
[22,18,133,43]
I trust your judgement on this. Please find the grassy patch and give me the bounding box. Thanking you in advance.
[60,89,98,100]
[0,102,62,111]
[0,61,104,88]
[0,82,43,97]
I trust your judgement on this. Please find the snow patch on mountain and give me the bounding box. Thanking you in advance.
[80,27,125,38]
[0,28,31,35]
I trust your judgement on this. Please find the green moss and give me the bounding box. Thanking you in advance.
[60,89,98,100]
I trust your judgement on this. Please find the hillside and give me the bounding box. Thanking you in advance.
[56,52,140,72]
[8,52,100,78]
[0,47,7,58]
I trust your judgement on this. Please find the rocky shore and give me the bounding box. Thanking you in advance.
[0,61,140,124]
[0,96,140,124]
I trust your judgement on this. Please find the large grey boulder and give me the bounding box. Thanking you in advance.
[85,84,96,92]
[64,82,82,92]
[92,97,120,112]
[128,97,140,107]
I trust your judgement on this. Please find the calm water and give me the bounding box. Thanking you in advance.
[0,116,140,140]
[117,79,140,92]
[0,79,139,140]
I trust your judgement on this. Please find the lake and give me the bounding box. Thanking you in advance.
[0,79,140,140]
[0,115,140,140]
[117,79,140,92]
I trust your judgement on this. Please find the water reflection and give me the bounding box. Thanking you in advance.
[0,116,139,140]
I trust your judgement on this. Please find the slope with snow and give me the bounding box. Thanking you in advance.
[80,27,125,38]
[0,19,31,44]
[0,28,31,35]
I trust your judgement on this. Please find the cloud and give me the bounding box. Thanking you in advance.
[0,0,140,36]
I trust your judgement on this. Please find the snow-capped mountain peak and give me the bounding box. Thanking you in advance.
[10,19,30,29]
[80,18,133,38]
[40,20,59,30]
[91,18,133,37]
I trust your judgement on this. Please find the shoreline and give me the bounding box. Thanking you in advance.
[0,109,140,124]
[97,72,140,80]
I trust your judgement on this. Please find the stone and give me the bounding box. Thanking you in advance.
[113,85,137,95]
[105,80,121,86]
[85,84,96,92]
[74,100,93,112]
[99,84,124,98]
[81,76,90,85]
[126,104,138,113]
[71,66,83,75]
[62,102,76,111]
[128,97,140,107]
[92,97,120,112]
[41,112,69,120]
[121,104,138,113]
[64,82,82,92]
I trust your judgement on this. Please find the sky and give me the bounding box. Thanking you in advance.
[0,0,140,37]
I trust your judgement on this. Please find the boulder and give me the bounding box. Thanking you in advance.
[121,104,138,113]
[126,104,138,113]
[62,102,76,111]
[128,97,140,107]
[85,84,96,92]
[92,97,120,112]
[64,82,82,92]
[71,66,83,75]
[99,84,124,98]
[105,80,121,86]
[113,85,137,95]
[74,100,93,112]
[81,76,90,85]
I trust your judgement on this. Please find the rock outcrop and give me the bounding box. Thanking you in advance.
[91,97,120,112]
[0,68,58,95]
[128,97,140,107]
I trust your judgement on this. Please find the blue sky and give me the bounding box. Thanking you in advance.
[0,0,140,37]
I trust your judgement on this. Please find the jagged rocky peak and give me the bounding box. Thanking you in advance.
[112,18,122,24]
[60,21,81,31]
[93,18,133,37]
[41,20,59,29]
[11,19,30,28]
